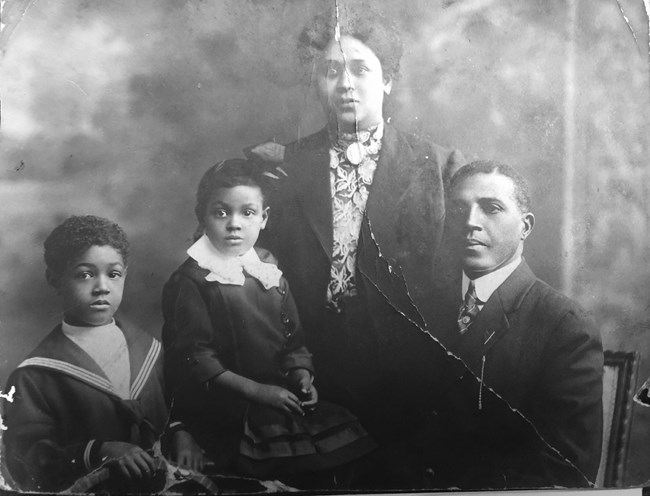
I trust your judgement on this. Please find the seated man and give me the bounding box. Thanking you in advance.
[428,161,603,485]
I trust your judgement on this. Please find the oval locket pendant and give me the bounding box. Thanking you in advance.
[345,142,366,165]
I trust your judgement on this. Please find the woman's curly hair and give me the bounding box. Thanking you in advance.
[298,5,403,82]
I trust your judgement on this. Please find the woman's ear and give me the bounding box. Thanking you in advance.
[383,75,392,95]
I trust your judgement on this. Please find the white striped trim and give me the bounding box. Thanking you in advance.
[18,357,114,394]
[130,339,161,399]
[83,440,95,471]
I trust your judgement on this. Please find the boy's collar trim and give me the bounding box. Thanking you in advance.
[18,338,161,400]
[18,357,115,394]
[187,235,282,289]
[130,339,161,399]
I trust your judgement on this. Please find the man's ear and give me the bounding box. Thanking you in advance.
[46,268,60,292]
[521,212,535,240]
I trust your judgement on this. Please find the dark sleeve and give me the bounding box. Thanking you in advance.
[277,277,314,374]
[532,308,604,482]
[161,271,227,388]
[441,148,467,186]
[3,371,99,491]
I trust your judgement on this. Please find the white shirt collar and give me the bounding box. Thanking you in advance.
[187,234,282,289]
[461,256,522,305]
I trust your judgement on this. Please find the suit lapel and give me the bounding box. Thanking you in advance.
[460,261,537,360]
[289,129,333,261]
[462,291,510,362]
[365,124,407,253]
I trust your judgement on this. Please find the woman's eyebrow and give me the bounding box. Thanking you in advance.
[72,262,97,269]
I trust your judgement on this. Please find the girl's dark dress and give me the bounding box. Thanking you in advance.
[161,244,375,478]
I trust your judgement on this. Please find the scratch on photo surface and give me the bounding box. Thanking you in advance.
[643,0,650,79]
[0,386,15,403]
[0,386,16,489]
[0,386,15,431]
[67,80,88,96]
[0,0,37,49]
[360,218,590,487]
[614,0,642,54]
[634,376,650,406]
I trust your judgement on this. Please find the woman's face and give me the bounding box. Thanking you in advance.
[317,35,392,134]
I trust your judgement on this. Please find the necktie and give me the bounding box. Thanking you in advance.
[458,281,481,334]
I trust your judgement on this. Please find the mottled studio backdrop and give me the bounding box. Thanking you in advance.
[1,0,650,487]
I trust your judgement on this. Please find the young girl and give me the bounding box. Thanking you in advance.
[161,159,376,485]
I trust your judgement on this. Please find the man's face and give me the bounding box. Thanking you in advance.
[317,35,392,134]
[447,172,534,279]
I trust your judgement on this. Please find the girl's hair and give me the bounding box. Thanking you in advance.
[298,6,403,82]
[44,215,129,275]
[194,159,270,224]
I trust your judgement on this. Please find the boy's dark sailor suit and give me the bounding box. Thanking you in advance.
[3,323,168,492]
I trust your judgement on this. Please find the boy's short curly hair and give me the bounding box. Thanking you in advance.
[194,159,271,224]
[298,6,403,81]
[44,215,130,275]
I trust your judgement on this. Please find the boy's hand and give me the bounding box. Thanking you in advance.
[98,441,156,481]
[255,384,304,416]
[170,430,205,472]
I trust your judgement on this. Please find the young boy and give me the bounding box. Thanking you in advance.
[3,215,201,492]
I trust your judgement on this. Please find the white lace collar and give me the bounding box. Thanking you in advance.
[187,235,282,289]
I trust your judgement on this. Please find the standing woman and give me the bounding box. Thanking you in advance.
[250,6,465,484]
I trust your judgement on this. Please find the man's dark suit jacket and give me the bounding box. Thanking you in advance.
[429,257,604,484]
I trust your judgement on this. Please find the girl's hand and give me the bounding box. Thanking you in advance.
[300,384,318,410]
[287,368,318,410]
[98,441,156,481]
[170,430,205,472]
[255,384,304,416]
